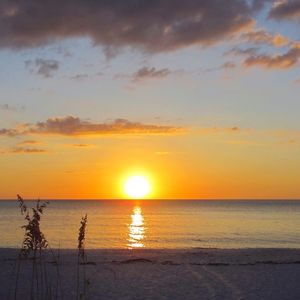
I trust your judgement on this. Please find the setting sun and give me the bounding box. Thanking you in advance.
[125,176,151,199]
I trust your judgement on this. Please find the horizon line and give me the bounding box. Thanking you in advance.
[1,198,300,201]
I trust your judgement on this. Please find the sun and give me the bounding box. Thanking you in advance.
[125,175,151,199]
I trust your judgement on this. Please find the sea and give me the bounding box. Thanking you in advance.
[1,200,300,249]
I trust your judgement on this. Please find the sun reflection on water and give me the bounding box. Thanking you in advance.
[127,206,145,248]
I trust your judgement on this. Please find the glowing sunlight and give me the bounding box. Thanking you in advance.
[124,175,151,199]
[127,206,145,248]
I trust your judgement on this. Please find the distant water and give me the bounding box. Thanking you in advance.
[1,200,300,249]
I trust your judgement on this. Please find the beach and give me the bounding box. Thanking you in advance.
[2,248,300,300]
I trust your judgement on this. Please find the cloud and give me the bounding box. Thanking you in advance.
[116,67,182,82]
[0,146,47,154]
[0,128,18,136]
[10,147,47,154]
[0,116,184,137]
[0,0,259,53]
[132,67,172,82]
[198,126,242,135]
[241,29,289,47]
[69,74,89,81]
[0,104,25,112]
[294,78,300,84]
[72,144,94,148]
[227,42,300,70]
[17,140,40,146]
[205,61,236,72]
[252,0,272,11]
[68,72,103,81]
[226,46,260,57]
[25,59,59,77]
[269,0,300,20]
[243,43,300,69]
[230,126,241,131]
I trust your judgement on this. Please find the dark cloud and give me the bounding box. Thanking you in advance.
[132,67,172,81]
[25,59,59,77]
[243,43,300,69]
[241,29,289,46]
[269,0,300,20]
[0,128,18,136]
[230,126,240,131]
[252,0,272,11]
[0,116,184,136]
[0,0,259,53]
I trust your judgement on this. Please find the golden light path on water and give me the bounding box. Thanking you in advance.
[127,206,145,248]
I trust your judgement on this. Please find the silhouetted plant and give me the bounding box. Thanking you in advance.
[17,194,49,258]
[14,195,51,300]
[77,214,89,300]
[78,214,87,263]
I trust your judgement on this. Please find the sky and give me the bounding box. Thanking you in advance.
[0,0,300,199]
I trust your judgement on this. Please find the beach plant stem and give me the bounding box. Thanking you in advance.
[76,214,88,300]
[16,195,49,300]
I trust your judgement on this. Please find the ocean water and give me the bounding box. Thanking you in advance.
[1,200,300,249]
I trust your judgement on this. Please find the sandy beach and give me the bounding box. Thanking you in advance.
[1,248,300,300]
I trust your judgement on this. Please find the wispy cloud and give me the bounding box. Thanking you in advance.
[68,72,103,81]
[16,140,40,146]
[132,67,173,82]
[205,62,236,72]
[198,126,243,135]
[0,104,25,112]
[116,67,182,83]
[25,59,59,77]
[69,74,89,81]
[0,128,18,136]
[243,42,300,69]
[226,46,260,57]
[0,147,47,155]
[0,116,185,137]
[72,144,92,147]
[10,147,47,154]
[227,42,300,70]
[240,29,289,47]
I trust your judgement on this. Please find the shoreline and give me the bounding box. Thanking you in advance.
[2,247,300,266]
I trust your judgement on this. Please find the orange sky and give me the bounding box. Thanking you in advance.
[1,129,299,199]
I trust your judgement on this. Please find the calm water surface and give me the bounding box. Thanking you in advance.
[1,200,300,249]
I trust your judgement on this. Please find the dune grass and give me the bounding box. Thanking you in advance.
[12,195,89,300]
